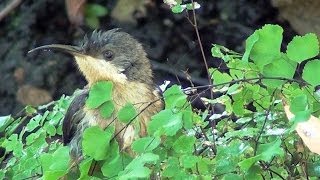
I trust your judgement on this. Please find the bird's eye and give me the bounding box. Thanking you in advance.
[103,50,114,60]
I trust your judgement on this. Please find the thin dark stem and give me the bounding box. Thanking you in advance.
[268,168,286,180]
[190,0,210,81]
[89,161,98,176]
[189,0,216,151]
[111,98,162,141]
[301,146,310,179]
[143,137,156,153]
[151,60,208,85]
[194,144,200,175]
[88,98,162,175]
[22,174,41,180]
[254,88,277,155]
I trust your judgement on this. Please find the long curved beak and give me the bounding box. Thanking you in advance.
[28,44,84,56]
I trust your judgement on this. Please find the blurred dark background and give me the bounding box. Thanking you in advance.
[0,0,319,115]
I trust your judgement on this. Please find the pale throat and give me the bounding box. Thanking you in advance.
[73,55,158,109]
[74,55,128,86]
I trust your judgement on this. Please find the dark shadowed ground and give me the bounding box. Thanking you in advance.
[0,0,298,115]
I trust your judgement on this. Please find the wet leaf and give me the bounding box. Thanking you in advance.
[86,81,113,109]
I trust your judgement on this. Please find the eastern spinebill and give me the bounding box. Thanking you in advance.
[29,29,163,159]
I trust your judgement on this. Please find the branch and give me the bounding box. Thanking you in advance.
[189,0,217,151]
[267,166,286,180]
[151,60,208,85]
[254,88,277,155]
[111,98,163,141]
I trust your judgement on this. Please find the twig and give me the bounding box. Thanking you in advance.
[254,88,278,155]
[111,98,163,141]
[190,0,210,80]
[87,98,163,175]
[22,174,41,180]
[0,0,22,22]
[188,0,217,152]
[88,160,98,176]
[151,60,208,85]
[267,167,286,180]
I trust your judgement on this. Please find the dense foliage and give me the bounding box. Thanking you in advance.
[1,2,320,179]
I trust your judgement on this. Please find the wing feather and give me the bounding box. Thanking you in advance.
[62,89,89,145]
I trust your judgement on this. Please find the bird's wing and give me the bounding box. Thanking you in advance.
[62,89,89,145]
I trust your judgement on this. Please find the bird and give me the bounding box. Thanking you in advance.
[29,28,163,160]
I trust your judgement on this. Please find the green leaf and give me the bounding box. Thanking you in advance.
[47,111,64,126]
[239,138,284,171]
[173,135,196,154]
[286,33,319,62]
[238,156,260,172]
[86,81,113,109]
[262,55,297,87]
[232,99,245,116]
[118,103,137,123]
[2,134,23,157]
[99,101,114,118]
[82,126,115,160]
[101,141,122,177]
[25,105,37,114]
[211,45,225,58]
[215,141,244,174]
[185,2,201,10]
[118,153,159,179]
[257,138,284,161]
[0,170,5,180]
[228,60,259,80]
[242,32,259,62]
[245,165,263,180]
[290,94,308,113]
[101,154,122,177]
[26,115,41,132]
[40,111,50,126]
[249,24,283,69]
[180,155,198,168]
[40,146,70,180]
[290,110,311,123]
[171,5,184,13]
[211,44,241,62]
[227,84,240,95]
[148,109,183,136]
[182,108,193,129]
[307,161,320,177]
[162,157,180,177]
[56,125,63,135]
[209,69,233,86]
[302,59,320,86]
[26,131,47,148]
[104,140,120,162]
[125,153,159,169]
[85,4,108,17]
[163,85,188,109]
[222,173,242,180]
[132,136,161,153]
[0,115,12,132]
[79,157,93,179]
[119,166,151,180]
[43,122,56,136]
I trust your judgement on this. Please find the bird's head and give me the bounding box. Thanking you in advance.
[29,29,153,86]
